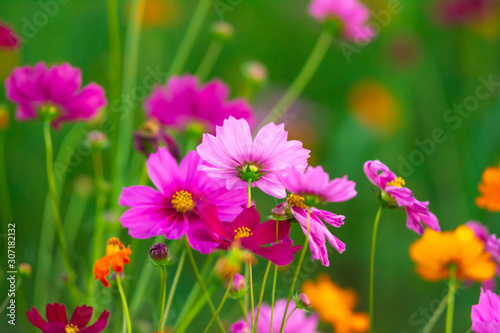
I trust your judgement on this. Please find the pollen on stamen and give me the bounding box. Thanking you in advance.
[387,177,405,188]
[234,226,253,239]
[287,193,308,209]
[65,324,80,333]
[171,190,194,213]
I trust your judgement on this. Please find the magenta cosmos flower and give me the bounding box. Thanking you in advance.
[471,288,500,333]
[308,0,376,42]
[119,147,247,253]
[5,62,107,128]
[276,165,357,266]
[0,20,20,49]
[364,160,440,235]
[192,204,301,265]
[145,75,254,133]
[230,299,320,333]
[467,221,500,289]
[27,303,109,333]
[197,117,311,198]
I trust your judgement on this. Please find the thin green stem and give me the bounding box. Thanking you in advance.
[249,262,255,331]
[43,120,81,304]
[186,241,226,333]
[196,41,224,82]
[253,261,272,333]
[270,221,280,332]
[262,29,332,126]
[158,266,167,333]
[0,130,12,236]
[445,266,457,333]
[162,249,186,328]
[279,207,311,333]
[238,297,247,317]
[116,273,133,333]
[176,285,217,333]
[283,307,298,327]
[169,0,213,75]
[247,180,252,208]
[369,206,383,333]
[421,294,448,333]
[204,275,233,333]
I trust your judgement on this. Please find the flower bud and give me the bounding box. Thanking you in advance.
[211,21,234,43]
[226,273,246,298]
[87,130,109,149]
[73,175,94,196]
[149,243,170,266]
[19,263,32,279]
[215,256,241,281]
[0,105,9,130]
[230,320,250,333]
[241,61,267,87]
[294,293,311,310]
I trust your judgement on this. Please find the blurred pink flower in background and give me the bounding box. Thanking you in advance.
[0,20,20,50]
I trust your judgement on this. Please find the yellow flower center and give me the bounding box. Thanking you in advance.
[171,190,194,213]
[287,193,308,209]
[234,227,253,240]
[65,324,79,333]
[387,177,405,188]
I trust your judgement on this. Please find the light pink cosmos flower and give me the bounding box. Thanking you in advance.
[364,160,440,235]
[196,117,311,198]
[230,299,321,333]
[467,221,500,290]
[471,288,500,333]
[0,20,20,50]
[276,165,357,266]
[5,62,107,128]
[308,0,376,42]
[119,147,247,253]
[145,75,254,133]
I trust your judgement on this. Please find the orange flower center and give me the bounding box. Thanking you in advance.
[287,193,308,209]
[387,177,405,188]
[65,324,79,333]
[171,190,194,212]
[234,227,253,240]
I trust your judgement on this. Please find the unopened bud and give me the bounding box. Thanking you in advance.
[211,21,234,43]
[19,263,32,279]
[241,61,267,87]
[149,243,170,266]
[294,293,311,310]
[226,273,246,298]
[87,130,109,149]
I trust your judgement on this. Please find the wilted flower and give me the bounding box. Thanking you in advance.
[409,226,496,282]
[119,147,247,253]
[197,117,310,198]
[364,160,440,234]
[145,75,253,133]
[302,274,369,333]
[93,237,132,288]
[476,162,500,212]
[276,165,357,266]
[0,20,20,50]
[5,62,107,128]
[308,0,376,42]
[471,288,500,333]
[133,118,180,158]
[27,303,109,333]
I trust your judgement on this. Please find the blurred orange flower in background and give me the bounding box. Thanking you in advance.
[127,0,179,27]
[94,237,132,288]
[410,226,496,282]
[476,163,500,212]
[302,274,369,333]
[347,81,401,134]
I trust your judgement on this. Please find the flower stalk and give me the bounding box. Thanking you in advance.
[369,206,383,333]
[445,265,457,333]
[116,273,132,333]
[204,275,234,333]
[162,249,186,328]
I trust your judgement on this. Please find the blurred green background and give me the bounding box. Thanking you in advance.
[1,0,500,332]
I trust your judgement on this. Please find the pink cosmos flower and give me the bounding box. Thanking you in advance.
[230,299,321,333]
[308,0,376,42]
[364,160,440,235]
[0,20,20,50]
[5,62,107,128]
[276,165,357,266]
[197,117,311,198]
[467,221,500,289]
[471,288,500,333]
[192,204,301,265]
[145,75,254,133]
[119,147,247,253]
[434,0,496,26]
[27,303,109,333]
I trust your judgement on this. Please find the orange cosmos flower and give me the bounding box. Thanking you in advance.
[476,163,500,212]
[410,226,496,282]
[94,237,132,288]
[302,274,369,333]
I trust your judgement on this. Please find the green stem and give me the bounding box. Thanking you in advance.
[249,262,255,331]
[186,241,226,333]
[89,148,106,299]
[176,285,217,333]
[158,266,167,333]
[445,266,457,333]
[204,275,233,333]
[238,297,247,317]
[116,273,133,333]
[196,41,223,82]
[421,294,448,333]
[247,180,252,208]
[270,221,280,332]
[253,261,272,333]
[169,0,213,75]
[262,29,332,126]
[283,307,298,328]
[279,207,311,333]
[0,130,12,236]
[43,120,81,304]
[162,249,186,328]
[369,206,383,333]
